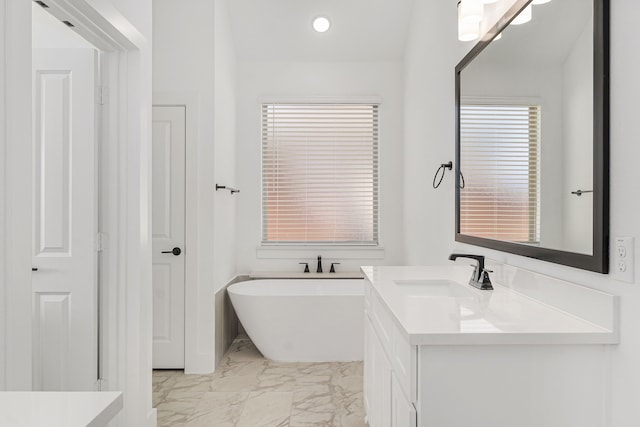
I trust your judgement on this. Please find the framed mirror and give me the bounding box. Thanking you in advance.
[455,0,609,273]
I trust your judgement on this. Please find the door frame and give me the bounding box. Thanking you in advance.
[1,0,155,425]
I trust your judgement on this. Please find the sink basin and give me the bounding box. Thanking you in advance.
[393,280,477,298]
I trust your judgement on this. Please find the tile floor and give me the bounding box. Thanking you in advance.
[153,336,367,427]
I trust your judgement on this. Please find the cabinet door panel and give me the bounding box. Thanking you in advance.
[392,374,417,427]
[365,317,392,427]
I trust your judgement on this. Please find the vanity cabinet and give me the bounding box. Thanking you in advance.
[364,282,416,427]
[363,318,392,427]
[362,266,618,427]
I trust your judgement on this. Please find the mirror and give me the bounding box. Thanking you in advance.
[455,0,609,273]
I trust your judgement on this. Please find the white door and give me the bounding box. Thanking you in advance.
[32,48,98,391]
[152,106,186,369]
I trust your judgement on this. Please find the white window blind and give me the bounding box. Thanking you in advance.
[262,103,379,244]
[460,104,540,243]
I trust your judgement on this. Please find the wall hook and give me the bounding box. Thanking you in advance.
[433,161,453,189]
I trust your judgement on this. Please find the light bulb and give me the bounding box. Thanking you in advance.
[312,16,330,33]
[511,4,532,25]
[459,0,484,24]
[458,19,480,41]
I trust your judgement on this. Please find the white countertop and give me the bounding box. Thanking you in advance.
[362,265,618,346]
[0,391,123,427]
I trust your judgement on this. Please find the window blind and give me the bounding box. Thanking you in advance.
[460,104,540,243]
[262,103,379,244]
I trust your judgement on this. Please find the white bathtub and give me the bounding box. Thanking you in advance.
[228,279,364,362]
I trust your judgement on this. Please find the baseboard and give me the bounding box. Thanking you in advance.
[184,352,215,374]
[146,408,157,427]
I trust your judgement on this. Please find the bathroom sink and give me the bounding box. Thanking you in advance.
[393,280,477,298]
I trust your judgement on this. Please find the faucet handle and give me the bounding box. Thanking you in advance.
[478,269,493,289]
[299,262,310,273]
[330,262,340,273]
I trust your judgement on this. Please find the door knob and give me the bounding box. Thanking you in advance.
[162,247,182,256]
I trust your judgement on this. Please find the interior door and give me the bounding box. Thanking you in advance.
[152,106,186,369]
[32,48,98,391]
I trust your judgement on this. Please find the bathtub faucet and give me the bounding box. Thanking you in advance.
[317,256,323,273]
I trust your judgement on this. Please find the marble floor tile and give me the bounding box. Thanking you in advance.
[290,390,337,426]
[256,362,299,392]
[236,391,293,427]
[154,336,367,427]
[185,392,248,427]
[216,360,268,377]
[332,391,366,427]
[225,339,265,362]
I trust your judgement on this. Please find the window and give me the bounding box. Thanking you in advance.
[459,103,540,243]
[262,103,379,245]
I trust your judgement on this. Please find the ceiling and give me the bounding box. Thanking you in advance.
[227,0,417,62]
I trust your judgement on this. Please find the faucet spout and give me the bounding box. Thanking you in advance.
[448,253,493,290]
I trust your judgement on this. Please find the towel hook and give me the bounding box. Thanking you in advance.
[216,184,240,195]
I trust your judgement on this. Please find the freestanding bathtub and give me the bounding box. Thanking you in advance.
[227,278,364,362]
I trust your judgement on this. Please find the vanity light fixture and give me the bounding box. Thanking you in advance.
[511,4,532,24]
[457,1,481,41]
[458,0,543,42]
[458,18,480,41]
[459,0,484,24]
[313,16,331,33]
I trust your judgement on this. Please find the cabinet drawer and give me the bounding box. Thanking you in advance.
[364,280,372,311]
[369,289,394,353]
[392,373,417,427]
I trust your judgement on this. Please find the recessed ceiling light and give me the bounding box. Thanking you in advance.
[313,16,331,33]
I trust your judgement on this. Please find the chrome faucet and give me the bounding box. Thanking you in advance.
[448,254,493,290]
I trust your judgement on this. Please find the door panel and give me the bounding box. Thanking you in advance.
[34,70,71,255]
[152,106,186,369]
[32,48,98,391]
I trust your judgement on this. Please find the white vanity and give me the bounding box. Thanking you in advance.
[0,391,123,427]
[362,265,618,427]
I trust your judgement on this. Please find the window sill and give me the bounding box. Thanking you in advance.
[256,245,386,260]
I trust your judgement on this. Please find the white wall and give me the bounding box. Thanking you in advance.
[562,21,594,254]
[0,0,5,391]
[402,0,465,265]
[403,0,640,425]
[213,0,238,294]
[235,60,405,273]
[153,0,237,373]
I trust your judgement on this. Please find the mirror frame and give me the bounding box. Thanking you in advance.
[454,0,610,273]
